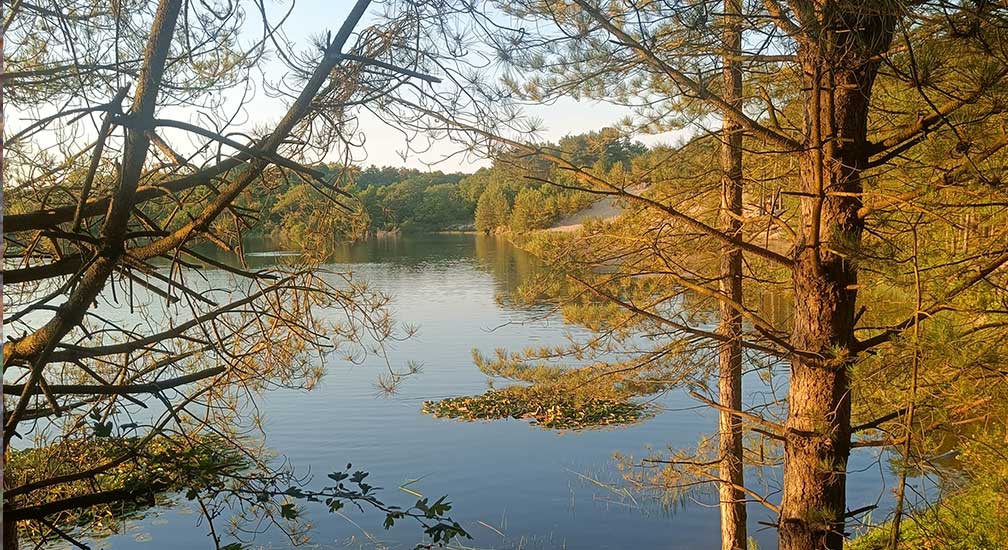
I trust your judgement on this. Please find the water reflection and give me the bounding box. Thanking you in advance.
[191,233,545,307]
[73,233,912,550]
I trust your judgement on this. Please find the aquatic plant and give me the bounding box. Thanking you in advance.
[423,384,649,429]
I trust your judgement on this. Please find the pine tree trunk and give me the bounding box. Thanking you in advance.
[779,11,895,549]
[3,447,18,550]
[3,517,16,550]
[717,1,746,549]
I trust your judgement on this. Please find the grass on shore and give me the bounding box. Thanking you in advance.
[848,485,1008,550]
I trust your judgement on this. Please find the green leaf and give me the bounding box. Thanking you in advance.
[93,421,114,438]
[280,503,299,520]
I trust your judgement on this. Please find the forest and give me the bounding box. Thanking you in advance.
[3,1,1008,550]
[239,128,645,245]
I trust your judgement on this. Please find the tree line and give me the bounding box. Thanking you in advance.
[203,128,652,245]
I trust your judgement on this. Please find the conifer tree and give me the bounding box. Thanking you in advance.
[398,2,1008,548]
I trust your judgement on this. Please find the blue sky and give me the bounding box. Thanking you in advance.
[253,0,686,172]
[5,0,684,176]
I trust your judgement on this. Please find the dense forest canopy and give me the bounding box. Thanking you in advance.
[187,128,652,245]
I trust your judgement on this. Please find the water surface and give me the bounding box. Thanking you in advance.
[74,233,905,550]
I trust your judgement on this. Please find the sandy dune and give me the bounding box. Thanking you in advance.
[547,195,625,232]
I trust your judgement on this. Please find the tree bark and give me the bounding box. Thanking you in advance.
[3,477,17,550]
[2,0,184,449]
[717,1,746,549]
[2,520,16,550]
[779,9,896,550]
[2,511,15,550]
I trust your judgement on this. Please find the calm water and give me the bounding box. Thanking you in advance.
[53,234,908,550]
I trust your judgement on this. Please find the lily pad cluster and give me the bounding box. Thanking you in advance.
[423,384,649,429]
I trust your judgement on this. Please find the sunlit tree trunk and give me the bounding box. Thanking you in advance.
[779,9,895,549]
[717,1,746,549]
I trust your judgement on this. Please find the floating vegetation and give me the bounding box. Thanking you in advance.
[423,384,650,429]
[424,342,688,429]
[423,346,684,429]
[6,435,247,541]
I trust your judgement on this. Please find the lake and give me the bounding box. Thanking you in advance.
[60,233,910,550]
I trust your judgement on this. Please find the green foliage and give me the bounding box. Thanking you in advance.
[277,463,471,550]
[266,178,371,253]
[474,186,512,233]
[849,486,1008,550]
[355,168,472,233]
[471,348,569,382]
[470,130,644,235]
[508,187,547,233]
[557,128,646,169]
[136,164,476,247]
[132,128,650,243]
